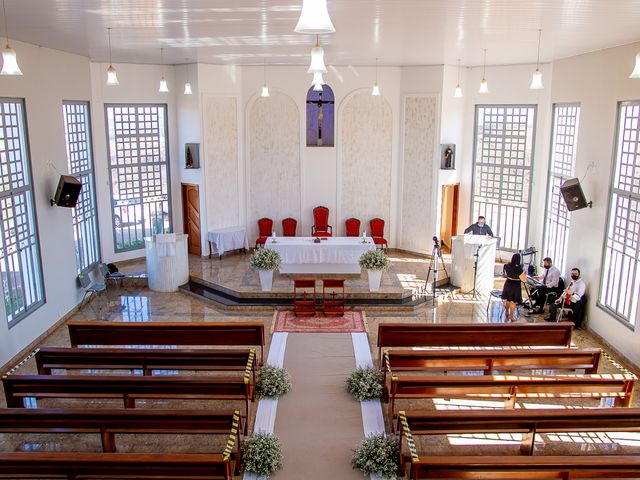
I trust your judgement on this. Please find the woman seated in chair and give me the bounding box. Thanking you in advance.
[501,253,527,322]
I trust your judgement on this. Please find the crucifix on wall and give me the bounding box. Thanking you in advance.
[306,85,335,147]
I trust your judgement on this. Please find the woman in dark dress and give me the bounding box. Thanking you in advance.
[501,253,526,321]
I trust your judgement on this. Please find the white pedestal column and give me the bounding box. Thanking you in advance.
[450,235,498,295]
[145,234,189,292]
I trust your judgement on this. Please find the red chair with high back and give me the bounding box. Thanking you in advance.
[312,206,332,237]
[282,218,297,237]
[255,217,273,249]
[345,218,361,237]
[369,218,388,250]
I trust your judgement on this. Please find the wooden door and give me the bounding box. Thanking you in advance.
[181,183,202,256]
[439,183,460,254]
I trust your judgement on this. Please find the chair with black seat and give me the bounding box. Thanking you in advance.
[556,294,588,326]
[255,217,273,249]
[312,206,332,237]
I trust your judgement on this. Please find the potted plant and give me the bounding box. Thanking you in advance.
[359,249,390,292]
[241,431,283,479]
[346,366,383,401]
[352,433,400,479]
[256,365,293,398]
[250,249,281,292]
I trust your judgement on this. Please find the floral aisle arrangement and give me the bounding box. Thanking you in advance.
[346,366,383,401]
[241,432,283,478]
[256,365,293,398]
[352,433,400,479]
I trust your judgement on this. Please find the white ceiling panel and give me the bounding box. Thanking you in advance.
[2,0,640,67]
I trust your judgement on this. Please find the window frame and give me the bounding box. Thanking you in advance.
[541,103,581,274]
[104,103,173,253]
[0,97,46,327]
[62,100,101,274]
[470,104,538,252]
[597,100,640,330]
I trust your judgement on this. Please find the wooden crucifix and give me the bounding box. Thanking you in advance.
[306,90,335,146]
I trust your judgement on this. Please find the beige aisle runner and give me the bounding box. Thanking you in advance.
[274,333,364,479]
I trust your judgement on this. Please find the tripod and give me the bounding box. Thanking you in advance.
[424,237,449,301]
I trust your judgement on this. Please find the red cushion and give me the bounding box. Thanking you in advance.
[312,231,332,237]
[256,237,267,244]
[373,237,387,244]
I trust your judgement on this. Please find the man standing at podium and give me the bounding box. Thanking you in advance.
[464,216,494,237]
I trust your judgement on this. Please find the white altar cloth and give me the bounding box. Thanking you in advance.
[450,234,498,295]
[145,234,189,292]
[265,237,375,274]
[207,226,249,256]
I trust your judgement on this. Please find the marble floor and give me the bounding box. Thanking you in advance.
[1,281,639,473]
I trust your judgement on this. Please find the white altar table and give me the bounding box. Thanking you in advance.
[207,226,249,258]
[450,234,498,295]
[265,237,375,274]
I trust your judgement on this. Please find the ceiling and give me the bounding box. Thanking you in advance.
[4,0,640,67]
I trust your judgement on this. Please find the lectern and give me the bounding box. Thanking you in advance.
[450,235,498,295]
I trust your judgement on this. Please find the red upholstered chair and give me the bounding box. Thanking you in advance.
[345,218,361,237]
[282,217,297,237]
[369,218,388,250]
[312,206,332,237]
[255,217,273,249]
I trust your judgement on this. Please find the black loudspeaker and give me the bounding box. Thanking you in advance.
[560,178,591,211]
[51,175,82,208]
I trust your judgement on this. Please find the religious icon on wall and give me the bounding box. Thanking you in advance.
[306,85,335,147]
[185,143,200,169]
[440,144,455,170]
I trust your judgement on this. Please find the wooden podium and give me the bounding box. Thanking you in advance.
[450,235,498,296]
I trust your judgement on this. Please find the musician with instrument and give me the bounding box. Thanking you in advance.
[545,267,586,322]
[528,257,561,314]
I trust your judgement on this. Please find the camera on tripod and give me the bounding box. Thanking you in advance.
[432,236,440,248]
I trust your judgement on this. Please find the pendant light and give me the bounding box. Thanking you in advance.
[294,0,335,34]
[478,49,488,94]
[105,28,119,85]
[630,52,640,79]
[261,60,269,97]
[158,48,168,93]
[312,71,324,91]
[371,58,380,96]
[1,0,21,75]
[530,29,544,90]
[184,59,192,95]
[454,58,463,98]
[308,35,328,74]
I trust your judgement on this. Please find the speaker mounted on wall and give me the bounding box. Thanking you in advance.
[50,175,82,208]
[560,177,592,212]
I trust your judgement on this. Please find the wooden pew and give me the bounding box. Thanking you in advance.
[0,452,236,479]
[67,321,266,365]
[408,455,640,479]
[389,373,637,419]
[396,408,640,461]
[2,374,252,433]
[0,408,244,454]
[34,346,256,389]
[377,322,575,363]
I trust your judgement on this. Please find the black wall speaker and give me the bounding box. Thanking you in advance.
[51,175,82,208]
[560,178,590,211]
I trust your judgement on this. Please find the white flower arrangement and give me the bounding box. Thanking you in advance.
[241,432,283,478]
[346,366,383,401]
[352,433,400,479]
[250,248,281,271]
[256,365,293,399]
[359,249,390,271]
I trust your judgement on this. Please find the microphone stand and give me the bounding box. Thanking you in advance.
[463,244,483,299]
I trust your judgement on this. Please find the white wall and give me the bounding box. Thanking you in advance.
[0,40,93,365]
[550,42,640,365]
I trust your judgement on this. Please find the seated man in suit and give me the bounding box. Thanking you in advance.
[529,257,561,314]
[546,267,586,324]
[464,216,494,236]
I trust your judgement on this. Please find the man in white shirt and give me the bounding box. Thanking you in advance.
[529,257,561,314]
[546,267,587,323]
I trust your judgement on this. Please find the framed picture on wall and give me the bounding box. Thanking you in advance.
[440,144,455,170]
[185,143,200,169]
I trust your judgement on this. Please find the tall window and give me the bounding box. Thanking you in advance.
[472,106,537,251]
[105,104,172,252]
[63,101,100,273]
[599,101,640,326]
[542,104,581,273]
[0,98,44,325]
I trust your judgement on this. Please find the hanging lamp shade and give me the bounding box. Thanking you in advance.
[478,78,489,94]
[184,82,193,95]
[371,82,380,96]
[630,52,640,79]
[311,71,325,91]
[454,84,463,98]
[307,44,327,74]
[106,64,119,85]
[0,43,21,75]
[261,85,270,97]
[294,0,335,34]
[530,68,543,89]
[159,76,169,92]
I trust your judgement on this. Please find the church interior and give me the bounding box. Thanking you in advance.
[1,1,640,479]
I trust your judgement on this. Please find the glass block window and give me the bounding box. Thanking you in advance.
[63,101,100,273]
[542,104,581,273]
[105,104,172,252]
[471,105,537,251]
[599,101,640,326]
[0,98,45,325]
